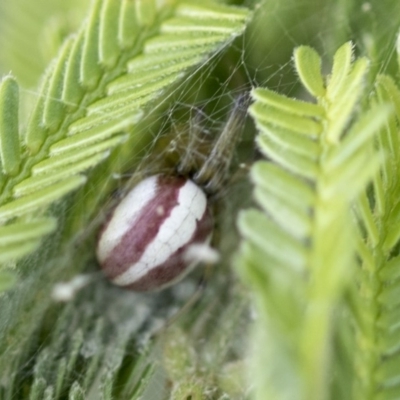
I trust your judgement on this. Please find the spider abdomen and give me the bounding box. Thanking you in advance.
[96,174,213,291]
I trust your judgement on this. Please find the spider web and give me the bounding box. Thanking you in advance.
[0,0,399,399]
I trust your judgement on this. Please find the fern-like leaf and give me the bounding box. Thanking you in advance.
[236,42,391,400]
[347,71,400,399]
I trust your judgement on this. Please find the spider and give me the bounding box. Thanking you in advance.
[96,93,250,291]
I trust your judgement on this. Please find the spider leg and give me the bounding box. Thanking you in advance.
[177,106,209,176]
[193,92,250,195]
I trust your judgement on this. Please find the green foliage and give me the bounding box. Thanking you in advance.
[235,20,400,397]
[348,74,400,400]
[3,0,400,399]
[0,0,90,87]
